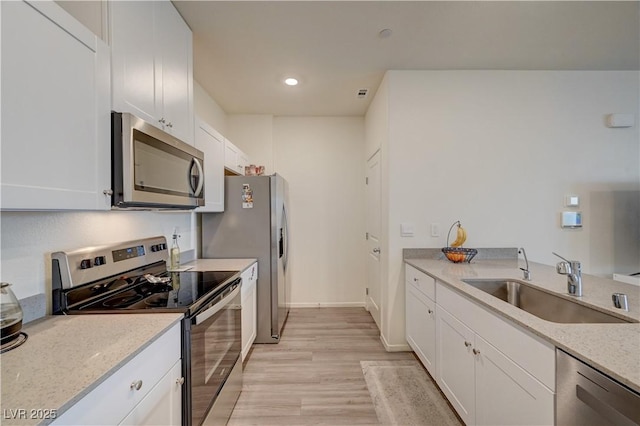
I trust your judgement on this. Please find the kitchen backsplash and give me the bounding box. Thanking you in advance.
[1,210,197,320]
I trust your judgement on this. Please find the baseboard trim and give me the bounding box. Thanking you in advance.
[290,302,366,308]
[380,332,411,352]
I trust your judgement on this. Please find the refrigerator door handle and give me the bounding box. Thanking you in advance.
[282,204,289,270]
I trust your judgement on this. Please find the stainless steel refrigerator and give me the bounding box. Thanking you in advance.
[201,174,290,343]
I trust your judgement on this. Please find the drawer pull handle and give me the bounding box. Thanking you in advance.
[176,377,185,386]
[427,309,433,314]
[130,380,143,391]
[413,278,418,282]
[473,348,481,355]
[464,341,472,347]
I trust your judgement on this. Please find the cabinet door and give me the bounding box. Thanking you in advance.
[156,0,194,145]
[120,360,183,426]
[1,1,111,210]
[224,140,240,174]
[195,118,225,212]
[475,336,554,426]
[406,284,436,376]
[238,151,250,175]
[110,1,159,126]
[241,263,258,361]
[436,306,476,426]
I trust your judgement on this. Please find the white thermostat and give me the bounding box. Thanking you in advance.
[562,211,582,228]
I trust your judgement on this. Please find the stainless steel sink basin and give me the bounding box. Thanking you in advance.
[461,279,636,324]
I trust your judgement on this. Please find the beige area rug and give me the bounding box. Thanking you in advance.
[361,360,462,426]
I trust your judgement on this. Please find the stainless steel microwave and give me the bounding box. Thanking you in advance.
[111,112,204,209]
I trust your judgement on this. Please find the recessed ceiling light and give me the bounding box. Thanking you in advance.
[284,77,299,86]
[378,28,393,39]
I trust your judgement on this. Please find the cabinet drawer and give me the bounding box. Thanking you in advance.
[54,323,181,425]
[437,282,555,391]
[405,264,435,300]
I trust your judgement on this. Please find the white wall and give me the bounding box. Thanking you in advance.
[0,211,196,302]
[377,70,640,348]
[194,80,228,135]
[227,115,275,175]
[273,117,366,306]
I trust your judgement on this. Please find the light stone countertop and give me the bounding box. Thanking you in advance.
[182,258,257,273]
[0,313,183,426]
[404,257,640,393]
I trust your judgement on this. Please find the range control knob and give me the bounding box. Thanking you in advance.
[150,245,158,252]
[94,256,106,266]
[80,259,92,269]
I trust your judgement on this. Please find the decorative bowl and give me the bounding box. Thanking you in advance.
[442,247,478,263]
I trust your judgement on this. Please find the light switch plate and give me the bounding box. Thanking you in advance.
[564,195,579,207]
[401,223,414,237]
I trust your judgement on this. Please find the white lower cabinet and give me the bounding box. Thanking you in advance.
[53,323,182,425]
[436,306,476,425]
[474,335,554,426]
[405,263,555,426]
[405,265,436,376]
[241,262,258,361]
[434,282,555,426]
[120,360,182,426]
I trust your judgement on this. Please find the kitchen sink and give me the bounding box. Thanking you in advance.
[461,279,637,324]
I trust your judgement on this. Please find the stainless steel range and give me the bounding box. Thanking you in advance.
[51,236,242,426]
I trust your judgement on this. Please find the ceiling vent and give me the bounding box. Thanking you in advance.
[357,88,369,99]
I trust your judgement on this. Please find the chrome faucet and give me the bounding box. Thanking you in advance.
[553,252,582,297]
[518,248,531,280]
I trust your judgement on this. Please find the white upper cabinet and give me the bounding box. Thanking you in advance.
[194,118,225,212]
[0,1,111,210]
[224,139,249,176]
[110,0,194,145]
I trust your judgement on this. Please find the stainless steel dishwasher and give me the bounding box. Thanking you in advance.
[556,349,640,426]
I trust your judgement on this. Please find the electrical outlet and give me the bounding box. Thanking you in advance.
[431,223,440,237]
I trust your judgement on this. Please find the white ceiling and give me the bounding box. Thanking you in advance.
[173,1,639,117]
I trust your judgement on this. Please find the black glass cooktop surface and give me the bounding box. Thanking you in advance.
[71,270,238,313]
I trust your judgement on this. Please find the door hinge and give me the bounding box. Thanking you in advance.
[365,287,369,296]
[365,177,368,185]
[366,232,369,240]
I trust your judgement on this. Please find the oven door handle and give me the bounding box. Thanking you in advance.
[194,284,240,325]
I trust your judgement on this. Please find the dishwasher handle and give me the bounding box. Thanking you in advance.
[576,383,639,426]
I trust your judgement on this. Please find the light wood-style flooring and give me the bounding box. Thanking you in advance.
[228,307,421,425]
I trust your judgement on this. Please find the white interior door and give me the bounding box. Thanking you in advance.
[366,150,382,329]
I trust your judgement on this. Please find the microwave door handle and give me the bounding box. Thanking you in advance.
[191,158,204,197]
[194,284,240,325]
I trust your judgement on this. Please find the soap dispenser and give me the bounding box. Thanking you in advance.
[170,228,180,270]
